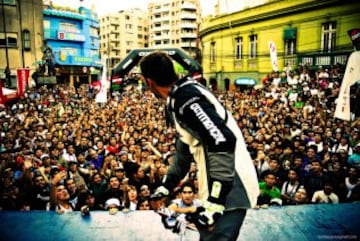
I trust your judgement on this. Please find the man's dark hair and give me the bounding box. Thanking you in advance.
[139,51,178,87]
[180,181,196,193]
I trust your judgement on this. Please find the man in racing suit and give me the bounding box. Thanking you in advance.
[140,51,259,241]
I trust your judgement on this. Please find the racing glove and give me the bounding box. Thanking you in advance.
[197,200,225,227]
[157,206,187,235]
[196,180,230,227]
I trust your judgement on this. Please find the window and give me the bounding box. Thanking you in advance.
[60,48,78,56]
[322,22,336,53]
[0,32,17,47]
[22,29,31,51]
[249,34,257,58]
[285,39,296,55]
[284,27,296,55]
[1,0,16,5]
[59,22,79,33]
[234,37,243,60]
[210,41,216,63]
[90,27,98,37]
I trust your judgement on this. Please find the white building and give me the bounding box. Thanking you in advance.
[99,8,148,68]
[148,0,201,52]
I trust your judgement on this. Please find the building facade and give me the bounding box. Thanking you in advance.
[0,0,43,87]
[148,0,201,58]
[200,0,360,89]
[99,8,148,73]
[43,5,101,86]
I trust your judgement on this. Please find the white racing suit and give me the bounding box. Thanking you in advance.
[163,77,259,212]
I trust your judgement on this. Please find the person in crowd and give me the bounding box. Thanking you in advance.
[348,143,360,168]
[304,160,331,199]
[256,172,282,208]
[123,185,138,211]
[311,182,339,204]
[281,168,301,205]
[138,184,151,199]
[50,170,74,214]
[343,166,360,203]
[167,182,201,214]
[136,197,152,210]
[101,176,124,210]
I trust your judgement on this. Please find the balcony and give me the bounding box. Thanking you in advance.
[181,2,196,10]
[291,51,350,69]
[180,22,197,29]
[180,13,197,20]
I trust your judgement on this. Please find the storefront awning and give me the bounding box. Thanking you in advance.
[234,77,257,86]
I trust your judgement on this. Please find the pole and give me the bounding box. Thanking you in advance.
[18,0,25,67]
[1,1,9,68]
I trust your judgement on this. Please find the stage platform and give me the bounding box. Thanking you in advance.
[0,203,359,241]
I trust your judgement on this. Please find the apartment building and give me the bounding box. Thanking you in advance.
[0,0,44,87]
[99,8,148,70]
[148,0,201,56]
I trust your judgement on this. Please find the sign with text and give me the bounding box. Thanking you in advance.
[16,68,30,98]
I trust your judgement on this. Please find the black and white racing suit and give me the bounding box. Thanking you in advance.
[163,77,259,210]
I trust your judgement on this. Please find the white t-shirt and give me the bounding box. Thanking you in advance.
[311,190,339,204]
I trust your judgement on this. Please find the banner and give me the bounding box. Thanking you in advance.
[16,68,30,98]
[268,41,278,72]
[334,51,360,121]
[95,57,108,103]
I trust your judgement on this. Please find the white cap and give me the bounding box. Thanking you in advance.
[105,198,121,209]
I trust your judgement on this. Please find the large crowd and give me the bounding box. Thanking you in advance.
[0,62,359,214]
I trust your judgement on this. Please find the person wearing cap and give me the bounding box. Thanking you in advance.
[140,51,259,240]
[104,197,121,215]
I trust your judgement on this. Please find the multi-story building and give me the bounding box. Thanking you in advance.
[99,8,148,73]
[200,0,360,90]
[43,4,101,86]
[148,0,201,58]
[0,0,43,87]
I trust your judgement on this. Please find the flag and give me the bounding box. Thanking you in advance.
[16,68,30,98]
[334,51,360,121]
[348,28,360,51]
[269,41,278,72]
[95,56,108,103]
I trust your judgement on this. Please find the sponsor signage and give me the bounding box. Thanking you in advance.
[16,68,30,98]
[57,31,85,41]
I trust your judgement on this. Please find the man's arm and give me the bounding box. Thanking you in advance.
[168,200,197,214]
[162,139,193,192]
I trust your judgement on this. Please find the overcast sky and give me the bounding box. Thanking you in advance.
[49,0,217,16]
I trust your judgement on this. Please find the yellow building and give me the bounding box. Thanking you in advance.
[200,0,360,90]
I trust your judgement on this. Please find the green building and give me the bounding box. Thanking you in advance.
[199,0,360,90]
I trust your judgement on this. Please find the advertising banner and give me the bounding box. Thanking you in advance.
[16,68,30,98]
[268,41,278,72]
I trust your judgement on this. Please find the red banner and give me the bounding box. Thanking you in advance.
[16,68,30,98]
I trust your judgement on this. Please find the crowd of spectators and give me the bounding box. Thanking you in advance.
[0,62,359,215]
